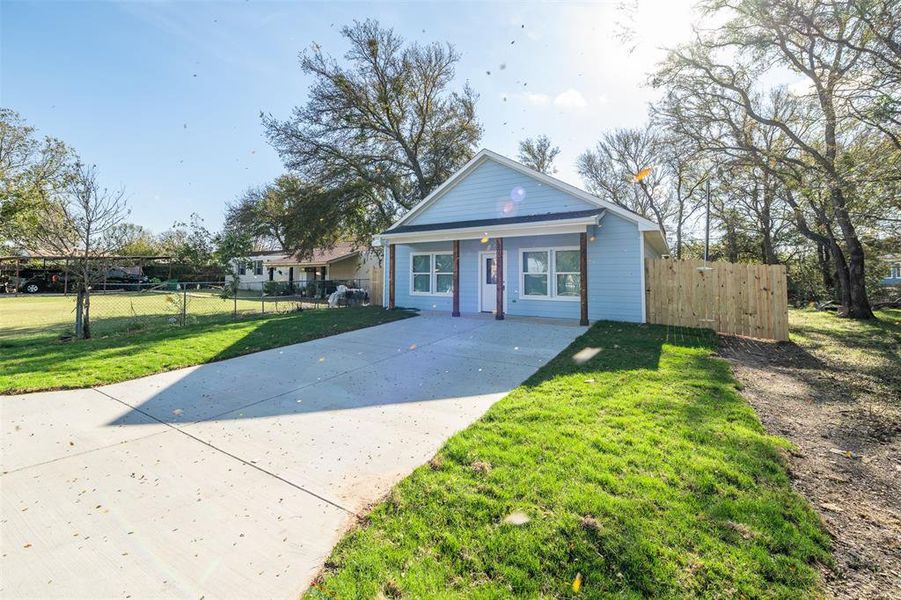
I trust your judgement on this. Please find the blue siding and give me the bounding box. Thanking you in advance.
[407,159,599,226]
[388,213,644,323]
[588,214,643,322]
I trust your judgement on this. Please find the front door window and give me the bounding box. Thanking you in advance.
[481,254,500,312]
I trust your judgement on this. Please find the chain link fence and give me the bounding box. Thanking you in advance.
[0,279,374,340]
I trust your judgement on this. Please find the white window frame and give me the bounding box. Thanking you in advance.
[410,251,454,296]
[892,262,901,279]
[253,260,263,276]
[519,247,580,301]
[554,248,581,298]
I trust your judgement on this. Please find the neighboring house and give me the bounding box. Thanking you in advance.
[880,256,901,287]
[377,149,667,324]
[230,244,378,290]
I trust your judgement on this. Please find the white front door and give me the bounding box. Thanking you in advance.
[480,253,498,312]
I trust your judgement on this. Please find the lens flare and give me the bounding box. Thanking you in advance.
[510,185,526,202]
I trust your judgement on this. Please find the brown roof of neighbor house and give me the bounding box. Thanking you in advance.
[269,243,361,267]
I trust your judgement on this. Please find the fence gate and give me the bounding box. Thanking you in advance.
[645,259,789,341]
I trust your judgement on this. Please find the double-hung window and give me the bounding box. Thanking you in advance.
[237,260,247,276]
[520,248,580,299]
[253,260,264,276]
[554,250,580,297]
[411,252,453,295]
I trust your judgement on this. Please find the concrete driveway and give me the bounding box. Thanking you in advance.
[1,314,583,599]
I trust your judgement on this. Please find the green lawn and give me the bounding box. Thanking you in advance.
[789,308,900,401]
[0,306,413,394]
[308,321,829,599]
[0,290,298,340]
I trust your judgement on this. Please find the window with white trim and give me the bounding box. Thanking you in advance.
[522,250,549,296]
[891,262,901,279]
[555,250,580,296]
[253,260,263,276]
[520,248,580,299]
[411,252,453,295]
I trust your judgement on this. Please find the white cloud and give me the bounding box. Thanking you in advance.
[553,88,588,109]
[525,93,550,106]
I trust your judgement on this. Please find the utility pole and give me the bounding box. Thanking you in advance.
[704,179,711,263]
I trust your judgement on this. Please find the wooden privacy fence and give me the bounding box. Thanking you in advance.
[645,259,789,341]
[369,265,384,306]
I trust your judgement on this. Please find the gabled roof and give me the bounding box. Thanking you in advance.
[386,149,666,238]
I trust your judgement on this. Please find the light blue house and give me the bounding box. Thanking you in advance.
[377,149,668,325]
[880,256,901,287]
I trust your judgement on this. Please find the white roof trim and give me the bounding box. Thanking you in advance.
[387,148,664,235]
[642,230,669,255]
[379,214,601,244]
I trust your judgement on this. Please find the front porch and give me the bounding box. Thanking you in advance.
[384,231,592,325]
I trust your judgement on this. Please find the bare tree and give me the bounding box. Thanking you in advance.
[32,163,128,338]
[653,0,896,317]
[578,126,671,233]
[578,125,709,256]
[517,135,560,174]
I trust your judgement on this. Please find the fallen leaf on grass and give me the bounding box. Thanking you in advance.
[503,511,530,525]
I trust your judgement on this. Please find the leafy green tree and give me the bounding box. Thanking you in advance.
[113,223,160,256]
[262,19,482,254]
[0,108,75,250]
[157,214,214,268]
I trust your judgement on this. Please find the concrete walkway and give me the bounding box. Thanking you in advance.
[1,314,584,599]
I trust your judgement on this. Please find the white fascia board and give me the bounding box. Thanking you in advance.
[379,217,598,244]
[643,230,670,255]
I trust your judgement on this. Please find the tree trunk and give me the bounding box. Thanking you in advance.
[82,288,91,339]
[760,187,777,264]
[829,187,874,319]
[725,222,739,263]
[75,289,84,338]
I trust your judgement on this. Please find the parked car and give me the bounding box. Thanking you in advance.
[98,268,150,290]
[5,269,70,294]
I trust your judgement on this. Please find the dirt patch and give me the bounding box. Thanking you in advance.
[718,335,901,599]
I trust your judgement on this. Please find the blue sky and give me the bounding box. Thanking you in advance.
[2,0,697,233]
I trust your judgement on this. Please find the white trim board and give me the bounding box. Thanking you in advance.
[380,215,600,244]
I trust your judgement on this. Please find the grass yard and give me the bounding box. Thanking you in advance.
[0,290,290,340]
[308,322,829,599]
[789,308,900,402]
[721,308,900,598]
[0,306,413,394]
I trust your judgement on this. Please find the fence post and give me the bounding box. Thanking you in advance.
[181,285,187,326]
[261,285,265,314]
[233,285,237,319]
